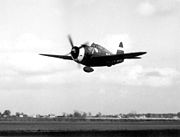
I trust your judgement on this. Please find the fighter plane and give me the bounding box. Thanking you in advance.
[40,35,146,73]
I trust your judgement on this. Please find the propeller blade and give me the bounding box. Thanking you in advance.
[68,35,74,48]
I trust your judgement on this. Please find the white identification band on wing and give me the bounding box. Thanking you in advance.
[76,48,85,62]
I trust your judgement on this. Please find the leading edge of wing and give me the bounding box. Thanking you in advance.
[39,54,73,60]
[91,52,147,61]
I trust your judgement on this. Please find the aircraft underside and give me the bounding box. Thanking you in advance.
[80,57,124,67]
[80,59,124,73]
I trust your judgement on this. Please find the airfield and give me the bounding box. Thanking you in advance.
[0,119,180,136]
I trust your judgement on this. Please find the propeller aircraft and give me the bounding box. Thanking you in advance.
[40,35,146,73]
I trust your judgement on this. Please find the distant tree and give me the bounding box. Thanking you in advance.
[88,112,92,116]
[82,112,87,118]
[73,111,82,117]
[96,112,102,117]
[62,112,67,117]
[145,113,151,118]
[15,112,21,117]
[177,112,180,118]
[68,114,73,117]
[3,110,11,117]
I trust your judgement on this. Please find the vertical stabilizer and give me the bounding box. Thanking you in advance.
[117,42,124,54]
[119,42,123,48]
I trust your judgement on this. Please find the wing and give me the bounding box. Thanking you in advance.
[39,54,73,60]
[91,52,147,61]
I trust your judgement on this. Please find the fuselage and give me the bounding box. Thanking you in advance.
[72,43,124,67]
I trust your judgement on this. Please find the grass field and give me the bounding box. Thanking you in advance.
[0,120,180,132]
[0,120,179,136]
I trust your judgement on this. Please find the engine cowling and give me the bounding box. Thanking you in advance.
[71,47,85,63]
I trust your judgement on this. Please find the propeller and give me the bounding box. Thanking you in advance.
[67,35,79,59]
[67,35,86,60]
[68,35,74,48]
[67,35,88,68]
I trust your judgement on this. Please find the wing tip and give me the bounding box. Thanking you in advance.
[39,54,48,56]
[142,52,147,55]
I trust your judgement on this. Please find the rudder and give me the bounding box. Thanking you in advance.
[116,42,124,54]
[119,42,123,48]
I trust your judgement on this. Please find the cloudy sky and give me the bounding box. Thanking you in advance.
[0,0,180,115]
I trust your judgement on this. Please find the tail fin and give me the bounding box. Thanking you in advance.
[119,42,123,48]
[116,42,124,54]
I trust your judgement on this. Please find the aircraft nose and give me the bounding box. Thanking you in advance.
[71,47,79,59]
[71,49,75,53]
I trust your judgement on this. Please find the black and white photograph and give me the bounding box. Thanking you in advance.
[0,0,180,136]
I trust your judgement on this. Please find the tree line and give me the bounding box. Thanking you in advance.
[1,109,180,120]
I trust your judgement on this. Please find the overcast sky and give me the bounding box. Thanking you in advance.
[0,0,180,115]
